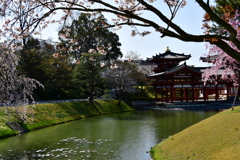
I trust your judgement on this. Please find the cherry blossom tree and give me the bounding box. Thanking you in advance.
[1,0,240,62]
[102,60,138,104]
[0,45,43,122]
[201,2,240,83]
[124,51,141,61]
[201,4,240,110]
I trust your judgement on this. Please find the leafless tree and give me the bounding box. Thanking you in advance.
[0,45,43,122]
[125,51,141,61]
[102,60,138,104]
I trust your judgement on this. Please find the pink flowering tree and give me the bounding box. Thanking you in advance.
[0,45,43,123]
[202,5,240,85]
[102,60,138,104]
[1,1,240,61]
[202,42,240,87]
[202,6,240,109]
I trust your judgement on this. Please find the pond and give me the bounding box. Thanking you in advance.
[0,109,219,160]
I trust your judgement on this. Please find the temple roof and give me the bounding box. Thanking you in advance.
[130,60,157,66]
[200,55,218,63]
[146,62,206,78]
[147,47,191,61]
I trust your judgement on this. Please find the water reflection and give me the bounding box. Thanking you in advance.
[0,110,218,160]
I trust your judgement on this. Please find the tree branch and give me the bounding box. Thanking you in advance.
[196,0,240,51]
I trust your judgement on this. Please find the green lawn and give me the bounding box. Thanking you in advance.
[0,107,19,138]
[151,106,240,160]
[0,100,134,139]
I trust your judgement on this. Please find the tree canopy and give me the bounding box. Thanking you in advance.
[2,0,240,62]
[58,12,122,62]
[204,0,240,36]
[19,37,73,99]
[197,1,240,86]
[72,52,106,103]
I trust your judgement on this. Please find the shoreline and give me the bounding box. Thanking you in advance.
[137,106,230,111]
[0,100,135,140]
[134,101,240,111]
[150,105,240,159]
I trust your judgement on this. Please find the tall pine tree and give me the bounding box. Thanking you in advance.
[58,12,122,63]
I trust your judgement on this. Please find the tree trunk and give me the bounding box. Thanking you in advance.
[232,85,239,111]
[117,89,123,105]
[141,85,144,95]
[118,98,122,105]
[88,93,94,104]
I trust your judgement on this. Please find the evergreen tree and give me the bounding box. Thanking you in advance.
[205,0,240,35]
[72,53,106,103]
[19,38,72,99]
[58,12,122,63]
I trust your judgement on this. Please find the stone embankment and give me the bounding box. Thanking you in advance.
[132,101,240,111]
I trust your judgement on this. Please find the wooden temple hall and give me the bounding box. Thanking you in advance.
[146,47,237,103]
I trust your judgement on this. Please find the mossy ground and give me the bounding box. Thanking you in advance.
[151,106,240,160]
[0,100,134,139]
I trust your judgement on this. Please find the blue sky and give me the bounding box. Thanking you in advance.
[41,1,210,67]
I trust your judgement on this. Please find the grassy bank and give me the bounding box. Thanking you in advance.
[151,106,240,160]
[0,100,134,139]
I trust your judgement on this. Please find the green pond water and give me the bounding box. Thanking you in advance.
[0,109,219,160]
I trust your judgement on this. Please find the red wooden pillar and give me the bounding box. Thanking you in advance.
[173,88,175,102]
[185,88,188,102]
[166,87,168,103]
[160,88,162,102]
[196,87,199,101]
[180,87,183,102]
[206,86,209,101]
[227,84,229,100]
[192,85,195,102]
[171,85,174,103]
[154,86,157,101]
[203,87,207,101]
[215,86,218,101]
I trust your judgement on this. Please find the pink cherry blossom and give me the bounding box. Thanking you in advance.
[203,12,240,86]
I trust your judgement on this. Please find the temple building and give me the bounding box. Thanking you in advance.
[146,47,237,102]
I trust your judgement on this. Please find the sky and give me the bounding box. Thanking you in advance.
[40,1,211,67]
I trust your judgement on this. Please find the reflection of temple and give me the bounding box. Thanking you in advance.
[146,47,236,102]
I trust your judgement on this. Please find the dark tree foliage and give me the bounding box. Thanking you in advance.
[20,38,53,83]
[72,53,106,103]
[19,38,73,99]
[208,0,240,35]
[3,1,240,61]
[214,0,240,15]
[58,12,122,62]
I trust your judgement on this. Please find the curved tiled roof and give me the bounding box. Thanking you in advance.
[146,62,206,78]
[147,48,191,61]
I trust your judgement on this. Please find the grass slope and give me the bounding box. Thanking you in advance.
[151,106,240,160]
[0,107,18,138]
[0,100,134,139]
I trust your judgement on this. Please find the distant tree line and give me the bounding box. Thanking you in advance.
[17,13,149,103]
